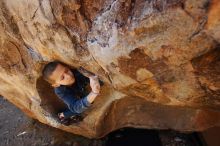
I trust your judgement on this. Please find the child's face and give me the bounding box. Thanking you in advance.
[49,64,75,87]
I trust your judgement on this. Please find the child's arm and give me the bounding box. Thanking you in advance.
[55,76,100,115]
[87,75,100,103]
[67,85,100,114]
[86,91,99,104]
[60,90,99,117]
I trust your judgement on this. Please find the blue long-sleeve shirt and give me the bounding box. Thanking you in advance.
[54,69,91,117]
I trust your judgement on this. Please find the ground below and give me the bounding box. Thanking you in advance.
[0,96,205,146]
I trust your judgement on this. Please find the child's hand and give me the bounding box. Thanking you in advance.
[89,75,100,94]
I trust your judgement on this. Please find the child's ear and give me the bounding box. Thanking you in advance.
[51,83,60,87]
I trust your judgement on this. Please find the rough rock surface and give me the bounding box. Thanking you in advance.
[0,0,219,138]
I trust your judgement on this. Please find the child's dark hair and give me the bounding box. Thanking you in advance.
[42,61,63,84]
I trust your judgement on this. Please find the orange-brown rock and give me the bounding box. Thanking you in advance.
[0,0,219,138]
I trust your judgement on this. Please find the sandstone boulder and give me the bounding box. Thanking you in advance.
[0,0,219,138]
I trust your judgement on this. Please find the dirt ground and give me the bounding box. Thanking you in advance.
[0,96,205,146]
[0,96,105,146]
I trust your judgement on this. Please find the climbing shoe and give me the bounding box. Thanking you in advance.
[58,113,83,126]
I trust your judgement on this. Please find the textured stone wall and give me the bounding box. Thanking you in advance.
[0,0,219,138]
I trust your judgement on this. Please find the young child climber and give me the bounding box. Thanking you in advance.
[42,61,102,126]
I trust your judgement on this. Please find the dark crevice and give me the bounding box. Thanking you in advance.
[105,128,162,146]
[104,128,206,146]
[91,54,113,84]
[31,7,39,20]
[36,76,67,117]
